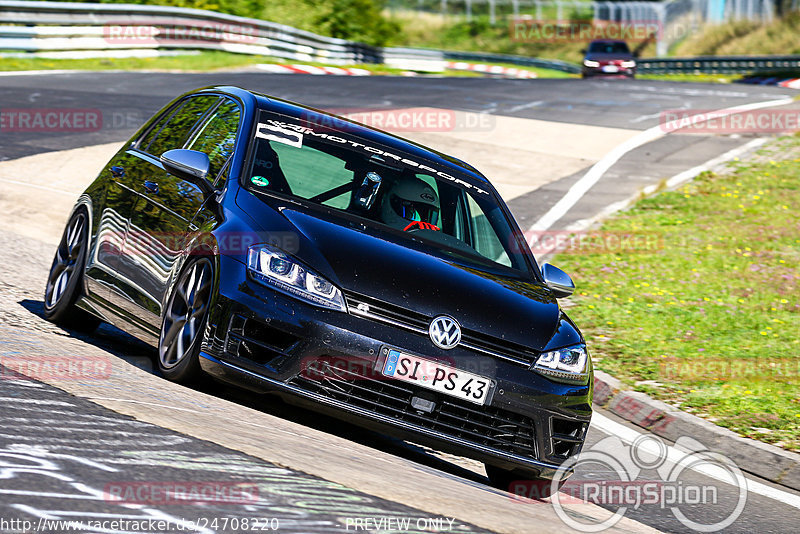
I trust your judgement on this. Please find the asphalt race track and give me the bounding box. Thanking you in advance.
[1,71,800,534]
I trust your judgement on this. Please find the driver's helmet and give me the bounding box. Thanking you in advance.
[380,176,440,230]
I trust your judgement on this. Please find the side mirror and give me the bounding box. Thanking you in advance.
[542,263,575,298]
[580,48,587,54]
[160,149,213,195]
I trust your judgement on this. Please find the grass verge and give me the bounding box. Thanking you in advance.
[673,12,800,57]
[551,135,800,451]
[636,73,739,84]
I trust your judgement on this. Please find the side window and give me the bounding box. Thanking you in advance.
[143,95,220,158]
[466,194,512,267]
[186,99,240,186]
[139,104,177,152]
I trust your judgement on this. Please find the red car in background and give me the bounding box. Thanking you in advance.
[582,39,637,78]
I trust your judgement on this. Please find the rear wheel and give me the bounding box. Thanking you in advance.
[485,464,565,499]
[43,209,100,332]
[158,256,214,384]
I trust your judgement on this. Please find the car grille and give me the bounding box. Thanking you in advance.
[224,315,301,370]
[549,417,589,461]
[289,359,539,460]
[344,292,539,367]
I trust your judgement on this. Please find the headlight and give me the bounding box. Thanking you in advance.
[247,245,346,312]
[532,344,590,384]
[583,60,600,68]
[621,60,637,68]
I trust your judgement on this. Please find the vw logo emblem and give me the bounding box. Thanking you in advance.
[429,316,461,350]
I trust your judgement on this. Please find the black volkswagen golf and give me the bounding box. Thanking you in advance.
[44,86,592,495]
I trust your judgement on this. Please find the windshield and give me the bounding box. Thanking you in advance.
[588,41,630,54]
[245,110,531,274]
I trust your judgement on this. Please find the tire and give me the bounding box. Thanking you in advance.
[43,208,101,332]
[158,256,214,384]
[484,464,565,499]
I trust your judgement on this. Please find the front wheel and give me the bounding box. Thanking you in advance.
[158,256,214,384]
[43,208,100,332]
[485,464,565,499]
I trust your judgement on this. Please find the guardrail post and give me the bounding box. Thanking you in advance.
[656,3,668,56]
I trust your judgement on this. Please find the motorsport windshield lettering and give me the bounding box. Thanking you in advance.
[255,119,491,196]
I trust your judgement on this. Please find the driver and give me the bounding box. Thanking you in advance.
[380,176,440,231]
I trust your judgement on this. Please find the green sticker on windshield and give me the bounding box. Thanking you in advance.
[251,175,269,187]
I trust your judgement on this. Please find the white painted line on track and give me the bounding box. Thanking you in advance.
[85,396,203,413]
[592,412,800,510]
[528,97,794,234]
[0,397,74,406]
[0,69,79,76]
[507,101,544,113]
[0,177,77,196]
[662,137,768,190]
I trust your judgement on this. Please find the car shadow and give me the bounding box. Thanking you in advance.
[18,298,493,489]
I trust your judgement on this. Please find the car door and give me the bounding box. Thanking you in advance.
[139,97,242,323]
[84,105,180,299]
[108,95,221,332]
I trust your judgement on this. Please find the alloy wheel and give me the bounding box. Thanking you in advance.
[159,258,213,369]
[45,213,86,309]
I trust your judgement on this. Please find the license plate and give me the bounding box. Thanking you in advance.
[602,65,619,73]
[382,349,492,405]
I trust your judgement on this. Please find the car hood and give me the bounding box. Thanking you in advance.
[259,201,561,351]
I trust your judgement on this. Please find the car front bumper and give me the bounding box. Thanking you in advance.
[199,255,593,479]
[582,65,636,77]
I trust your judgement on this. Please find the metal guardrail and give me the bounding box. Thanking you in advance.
[0,0,384,64]
[637,56,800,74]
[1,0,799,78]
[442,50,581,74]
